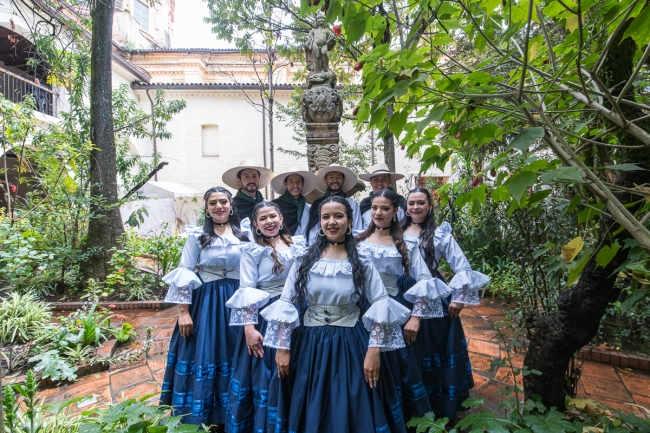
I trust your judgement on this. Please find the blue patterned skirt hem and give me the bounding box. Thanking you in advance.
[227,296,279,433]
[159,278,240,426]
[267,321,407,433]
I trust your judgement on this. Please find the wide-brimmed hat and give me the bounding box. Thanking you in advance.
[270,167,319,196]
[358,163,405,182]
[222,160,274,190]
[316,164,358,192]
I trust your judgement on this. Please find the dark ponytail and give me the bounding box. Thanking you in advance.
[355,189,410,276]
[401,187,438,270]
[200,186,250,248]
[292,196,366,307]
[252,200,293,275]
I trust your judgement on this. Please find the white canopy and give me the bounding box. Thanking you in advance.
[120,181,203,236]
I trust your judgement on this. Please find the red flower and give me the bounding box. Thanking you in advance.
[455,133,460,139]
[10,184,16,193]
[353,62,363,72]
[332,26,341,36]
[109,304,116,309]
[471,177,481,187]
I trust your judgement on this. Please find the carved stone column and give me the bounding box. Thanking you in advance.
[302,84,343,172]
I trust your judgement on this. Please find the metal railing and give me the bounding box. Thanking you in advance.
[0,67,57,117]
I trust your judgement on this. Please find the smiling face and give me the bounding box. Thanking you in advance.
[285,174,304,199]
[253,206,284,238]
[369,174,391,193]
[238,169,260,194]
[320,201,350,243]
[325,171,345,193]
[206,192,232,224]
[371,196,398,229]
[406,192,432,224]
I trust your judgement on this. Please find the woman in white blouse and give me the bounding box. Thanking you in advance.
[356,188,452,424]
[260,196,411,433]
[402,187,490,421]
[225,201,305,433]
[160,186,250,430]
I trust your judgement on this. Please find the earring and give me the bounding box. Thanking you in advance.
[318,228,325,237]
[256,229,262,235]
[206,212,210,218]
[428,209,432,215]
[280,224,284,230]
[346,227,352,235]
[405,211,410,217]
[230,209,234,215]
[393,215,397,222]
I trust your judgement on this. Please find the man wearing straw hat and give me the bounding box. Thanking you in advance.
[222,160,274,223]
[270,167,319,236]
[306,164,363,243]
[358,163,407,229]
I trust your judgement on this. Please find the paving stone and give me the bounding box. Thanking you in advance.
[460,307,481,317]
[110,354,147,371]
[152,369,166,387]
[65,371,109,400]
[469,352,498,375]
[472,373,489,391]
[462,317,491,329]
[155,327,176,339]
[130,316,174,328]
[96,339,118,357]
[468,339,500,357]
[472,306,501,316]
[579,361,621,381]
[494,367,523,387]
[154,307,180,318]
[37,385,66,404]
[147,353,167,371]
[475,381,512,408]
[620,375,650,397]
[633,395,650,412]
[581,376,631,401]
[110,365,153,391]
[132,310,164,318]
[595,397,637,413]
[500,350,524,369]
[466,328,498,342]
[114,381,161,402]
[149,340,170,355]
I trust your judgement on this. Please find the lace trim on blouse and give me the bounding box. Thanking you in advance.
[368,322,405,352]
[262,321,295,350]
[230,305,259,325]
[411,297,444,318]
[164,285,193,304]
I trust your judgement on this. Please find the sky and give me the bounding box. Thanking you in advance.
[172,0,235,49]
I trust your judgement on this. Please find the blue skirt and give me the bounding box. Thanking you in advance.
[160,278,240,426]
[382,279,433,425]
[227,295,280,433]
[268,321,407,433]
[398,275,474,420]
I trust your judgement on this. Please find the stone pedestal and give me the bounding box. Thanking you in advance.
[305,123,340,172]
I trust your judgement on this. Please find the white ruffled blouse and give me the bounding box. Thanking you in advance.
[225,237,307,326]
[357,239,452,318]
[260,254,411,352]
[162,225,250,305]
[404,221,490,305]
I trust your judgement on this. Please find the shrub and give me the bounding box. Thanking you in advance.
[0,292,53,344]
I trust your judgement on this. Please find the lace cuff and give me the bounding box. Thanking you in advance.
[263,321,294,350]
[368,322,405,352]
[164,285,193,304]
[230,306,259,326]
[411,297,444,318]
[449,270,490,305]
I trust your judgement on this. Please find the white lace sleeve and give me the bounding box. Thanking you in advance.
[410,296,444,318]
[263,320,294,350]
[403,247,452,312]
[230,306,259,325]
[164,284,193,304]
[260,263,300,350]
[367,322,405,352]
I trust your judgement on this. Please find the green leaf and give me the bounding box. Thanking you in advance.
[456,410,513,433]
[621,4,650,48]
[507,127,545,152]
[462,397,485,409]
[567,253,590,286]
[491,186,509,203]
[596,241,622,268]
[603,163,648,171]
[523,409,576,433]
[389,109,409,136]
[540,167,584,184]
[507,171,537,203]
[417,104,447,134]
[620,289,649,313]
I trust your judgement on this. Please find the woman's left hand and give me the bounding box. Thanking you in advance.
[244,325,264,358]
[448,302,464,319]
[364,347,381,389]
[404,316,421,345]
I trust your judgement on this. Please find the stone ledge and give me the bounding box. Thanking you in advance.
[578,347,650,372]
[49,301,174,311]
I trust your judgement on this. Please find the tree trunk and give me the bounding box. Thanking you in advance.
[523,11,650,408]
[384,105,397,188]
[85,0,124,281]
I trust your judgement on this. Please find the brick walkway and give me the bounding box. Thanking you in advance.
[33,299,650,418]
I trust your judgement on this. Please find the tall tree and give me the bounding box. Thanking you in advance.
[85,0,124,281]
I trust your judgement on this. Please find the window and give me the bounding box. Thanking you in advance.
[133,1,149,32]
[201,125,220,157]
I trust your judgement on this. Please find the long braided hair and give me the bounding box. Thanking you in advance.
[200,186,249,248]
[355,189,410,276]
[292,196,366,307]
[401,187,438,270]
[251,201,293,275]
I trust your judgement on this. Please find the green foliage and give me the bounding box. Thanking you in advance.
[28,350,77,382]
[0,292,53,344]
[112,322,137,344]
[105,247,154,300]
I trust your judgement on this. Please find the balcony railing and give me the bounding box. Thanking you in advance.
[0,67,57,118]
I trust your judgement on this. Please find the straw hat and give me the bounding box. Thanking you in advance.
[222,160,274,190]
[270,167,319,196]
[358,163,405,182]
[315,164,358,192]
